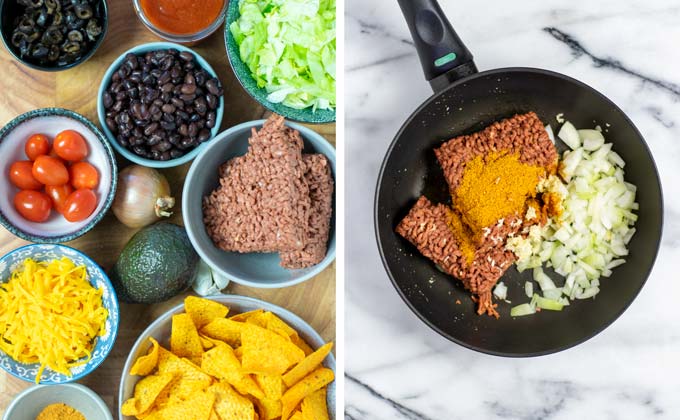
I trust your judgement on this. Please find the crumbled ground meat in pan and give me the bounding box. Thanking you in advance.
[396,196,521,317]
[435,112,558,195]
[396,112,559,317]
[203,115,311,253]
[280,154,334,269]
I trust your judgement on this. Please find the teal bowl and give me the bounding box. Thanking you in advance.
[97,42,224,168]
[0,108,117,244]
[182,120,336,288]
[224,2,336,124]
[0,244,119,384]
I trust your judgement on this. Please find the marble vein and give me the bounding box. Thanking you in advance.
[544,27,680,98]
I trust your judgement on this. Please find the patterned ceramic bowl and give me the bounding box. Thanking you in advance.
[0,108,117,243]
[224,2,336,124]
[0,244,119,384]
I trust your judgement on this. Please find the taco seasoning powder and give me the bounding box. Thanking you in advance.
[36,403,85,420]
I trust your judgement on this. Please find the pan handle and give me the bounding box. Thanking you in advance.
[398,0,478,92]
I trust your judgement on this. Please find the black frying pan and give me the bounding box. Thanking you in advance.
[375,0,663,356]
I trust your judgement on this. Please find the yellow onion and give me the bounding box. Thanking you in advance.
[112,165,174,228]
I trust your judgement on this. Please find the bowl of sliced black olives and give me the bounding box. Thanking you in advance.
[0,0,107,71]
[97,42,225,168]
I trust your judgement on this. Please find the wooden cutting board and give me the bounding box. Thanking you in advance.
[0,1,335,415]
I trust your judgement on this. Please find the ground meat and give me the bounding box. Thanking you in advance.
[203,115,311,253]
[435,112,558,195]
[280,154,334,269]
[396,112,558,317]
[396,197,521,317]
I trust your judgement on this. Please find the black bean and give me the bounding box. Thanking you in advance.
[206,94,218,110]
[113,100,124,112]
[179,51,193,62]
[184,73,195,85]
[161,104,175,114]
[160,151,171,161]
[160,120,176,131]
[105,117,116,131]
[190,113,201,122]
[161,82,174,93]
[103,92,113,108]
[170,67,181,79]
[198,129,211,143]
[206,78,221,95]
[115,91,127,101]
[133,146,146,156]
[188,122,198,137]
[155,141,172,152]
[170,149,183,158]
[180,84,196,95]
[195,97,207,114]
[144,122,159,136]
[194,71,207,86]
[151,150,162,160]
[111,82,123,93]
[206,111,216,128]
[184,61,195,71]
[180,138,194,149]
[176,110,189,121]
[127,87,139,99]
[178,124,189,137]
[180,93,196,102]
[162,112,174,122]
[159,71,171,85]
[130,70,143,83]
[171,97,184,109]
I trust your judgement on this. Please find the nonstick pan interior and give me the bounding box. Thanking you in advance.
[375,67,662,356]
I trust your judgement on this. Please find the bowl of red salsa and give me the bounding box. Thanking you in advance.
[132,0,227,44]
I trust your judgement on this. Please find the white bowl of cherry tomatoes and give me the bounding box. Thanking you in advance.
[0,108,117,243]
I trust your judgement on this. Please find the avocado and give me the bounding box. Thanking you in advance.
[111,222,199,304]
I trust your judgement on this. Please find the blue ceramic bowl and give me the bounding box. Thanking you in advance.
[97,42,224,168]
[120,295,335,420]
[0,244,119,384]
[182,120,336,288]
[0,108,117,244]
[224,2,336,124]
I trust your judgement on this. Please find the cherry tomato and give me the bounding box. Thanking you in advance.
[45,184,74,214]
[14,190,52,223]
[53,130,88,161]
[69,162,99,190]
[24,134,50,161]
[9,160,43,190]
[32,155,69,186]
[63,189,97,222]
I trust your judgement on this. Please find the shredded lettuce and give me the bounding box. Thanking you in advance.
[230,0,336,111]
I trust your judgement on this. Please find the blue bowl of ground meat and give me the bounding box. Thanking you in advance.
[182,116,336,288]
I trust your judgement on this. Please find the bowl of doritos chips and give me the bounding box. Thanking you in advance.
[119,295,336,420]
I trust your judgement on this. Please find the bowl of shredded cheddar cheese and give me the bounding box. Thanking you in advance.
[0,244,119,384]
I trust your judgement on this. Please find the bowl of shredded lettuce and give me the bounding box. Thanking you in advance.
[226,0,336,123]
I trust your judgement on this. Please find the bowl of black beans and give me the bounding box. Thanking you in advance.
[97,42,225,167]
[0,0,107,71]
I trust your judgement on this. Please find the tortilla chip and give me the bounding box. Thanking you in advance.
[185,296,230,328]
[289,411,304,420]
[245,312,268,329]
[254,374,284,400]
[201,318,245,347]
[281,368,334,420]
[200,335,216,350]
[130,337,161,376]
[149,389,215,420]
[291,336,314,356]
[234,346,243,361]
[157,347,213,399]
[124,372,176,415]
[283,342,333,387]
[254,397,282,420]
[171,313,204,363]
[301,388,329,420]
[241,324,305,375]
[209,410,221,420]
[229,309,264,322]
[202,344,264,399]
[263,312,298,339]
[210,382,256,420]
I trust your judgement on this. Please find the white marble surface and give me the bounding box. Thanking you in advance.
[345,1,680,418]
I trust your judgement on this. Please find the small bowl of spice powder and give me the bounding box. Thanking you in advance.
[2,383,112,420]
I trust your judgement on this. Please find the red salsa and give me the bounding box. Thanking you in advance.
[140,0,225,35]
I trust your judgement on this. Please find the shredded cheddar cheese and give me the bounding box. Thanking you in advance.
[0,257,108,383]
